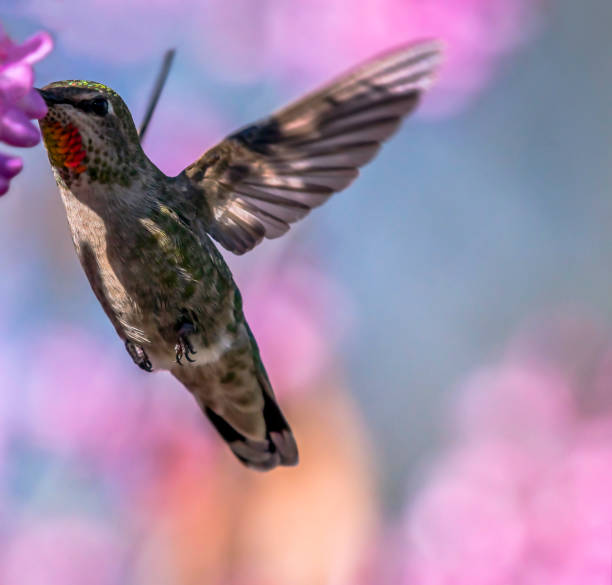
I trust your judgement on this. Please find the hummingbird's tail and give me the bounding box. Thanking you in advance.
[203,386,298,471]
[171,329,298,471]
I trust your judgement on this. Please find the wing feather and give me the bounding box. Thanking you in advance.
[181,39,443,254]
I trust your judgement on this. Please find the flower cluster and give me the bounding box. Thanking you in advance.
[199,0,540,115]
[0,25,52,195]
[17,0,539,116]
[398,319,612,584]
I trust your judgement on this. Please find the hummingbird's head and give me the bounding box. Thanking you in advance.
[37,81,142,186]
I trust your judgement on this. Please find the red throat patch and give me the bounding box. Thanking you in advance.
[41,121,87,174]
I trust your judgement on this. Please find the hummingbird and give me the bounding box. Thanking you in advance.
[37,40,442,471]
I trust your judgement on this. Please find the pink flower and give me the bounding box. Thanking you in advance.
[404,444,528,585]
[239,259,353,397]
[454,364,575,450]
[199,0,541,115]
[0,24,52,195]
[16,1,540,116]
[394,320,612,584]
[0,518,128,585]
[19,327,216,476]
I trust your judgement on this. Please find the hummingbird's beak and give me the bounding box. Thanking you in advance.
[36,88,66,105]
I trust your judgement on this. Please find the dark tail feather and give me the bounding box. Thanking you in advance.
[205,389,298,471]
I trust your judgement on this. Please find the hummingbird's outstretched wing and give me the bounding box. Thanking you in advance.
[180,39,442,254]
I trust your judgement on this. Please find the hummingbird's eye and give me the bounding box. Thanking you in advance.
[88,97,109,116]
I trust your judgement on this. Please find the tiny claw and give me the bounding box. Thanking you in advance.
[125,340,153,373]
[175,322,197,365]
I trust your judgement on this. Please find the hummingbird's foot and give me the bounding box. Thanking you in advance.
[125,340,153,372]
[175,323,197,365]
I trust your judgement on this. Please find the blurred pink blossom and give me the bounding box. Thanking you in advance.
[22,328,151,466]
[405,444,528,585]
[0,24,52,195]
[17,1,540,116]
[397,325,612,585]
[0,518,128,585]
[241,260,353,397]
[0,325,225,582]
[19,327,216,476]
[200,0,541,115]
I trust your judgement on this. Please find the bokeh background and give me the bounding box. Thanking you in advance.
[2,0,612,583]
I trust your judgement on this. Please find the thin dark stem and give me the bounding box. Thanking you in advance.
[138,48,176,143]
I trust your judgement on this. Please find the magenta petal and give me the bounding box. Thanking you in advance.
[0,152,21,196]
[0,108,41,147]
[18,88,47,119]
[0,153,23,179]
[0,26,52,197]
[8,32,54,66]
[0,63,33,103]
